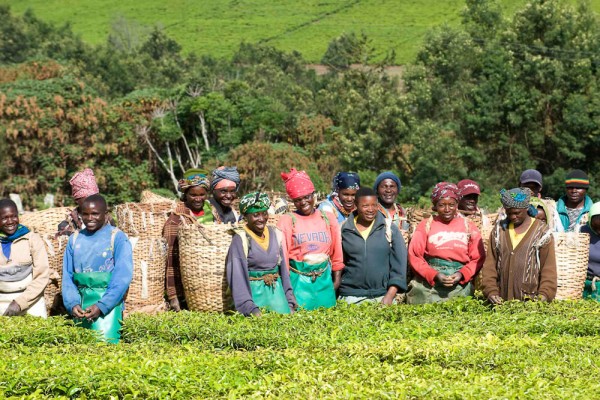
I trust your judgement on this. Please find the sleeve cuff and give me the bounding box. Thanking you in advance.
[388,278,407,291]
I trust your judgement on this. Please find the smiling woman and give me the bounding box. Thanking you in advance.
[0,198,49,317]
[277,168,344,310]
[407,182,485,304]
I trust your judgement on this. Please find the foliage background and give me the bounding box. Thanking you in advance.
[0,0,599,210]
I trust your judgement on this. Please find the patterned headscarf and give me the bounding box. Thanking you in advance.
[431,182,460,205]
[500,188,531,209]
[332,172,360,193]
[178,168,210,192]
[239,192,271,215]
[211,166,241,191]
[281,168,315,199]
[70,168,100,200]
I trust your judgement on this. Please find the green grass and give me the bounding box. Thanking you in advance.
[3,0,600,64]
[2,299,600,398]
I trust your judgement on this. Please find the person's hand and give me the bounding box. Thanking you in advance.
[3,300,21,316]
[71,305,86,318]
[488,295,504,305]
[169,298,181,312]
[84,305,102,322]
[536,294,548,302]
[435,273,455,287]
[381,293,395,305]
[448,272,463,285]
[251,309,262,317]
[332,270,342,290]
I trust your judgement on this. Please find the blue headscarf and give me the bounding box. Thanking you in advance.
[373,171,401,192]
[332,172,360,193]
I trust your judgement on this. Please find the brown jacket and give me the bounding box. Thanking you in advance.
[481,218,557,301]
[0,232,50,311]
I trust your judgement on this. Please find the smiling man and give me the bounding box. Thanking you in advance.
[339,187,407,305]
[555,170,594,232]
[62,194,133,343]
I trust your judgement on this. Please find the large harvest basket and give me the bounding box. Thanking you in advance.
[41,234,70,315]
[178,224,236,312]
[124,237,168,315]
[116,202,174,238]
[20,207,72,235]
[140,190,177,205]
[553,232,590,300]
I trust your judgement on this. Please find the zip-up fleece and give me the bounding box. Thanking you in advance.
[340,213,408,297]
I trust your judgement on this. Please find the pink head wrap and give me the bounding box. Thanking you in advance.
[281,168,315,199]
[431,182,460,205]
[70,168,100,200]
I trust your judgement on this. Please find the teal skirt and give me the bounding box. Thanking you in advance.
[407,258,473,305]
[249,267,291,314]
[289,259,336,310]
[73,272,123,344]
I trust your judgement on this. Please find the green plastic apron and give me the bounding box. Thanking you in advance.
[583,277,600,301]
[248,267,290,314]
[73,272,123,344]
[407,258,473,304]
[289,259,336,310]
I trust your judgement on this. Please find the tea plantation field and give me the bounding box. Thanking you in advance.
[1,298,600,398]
[2,0,600,63]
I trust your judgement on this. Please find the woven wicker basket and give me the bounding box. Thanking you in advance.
[41,234,70,315]
[116,202,174,238]
[140,190,177,205]
[19,207,72,235]
[124,237,167,314]
[553,232,590,300]
[177,224,235,312]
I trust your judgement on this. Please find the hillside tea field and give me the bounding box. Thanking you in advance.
[3,0,600,63]
[2,298,600,398]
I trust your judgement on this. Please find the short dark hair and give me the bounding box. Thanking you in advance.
[81,194,108,212]
[0,198,18,213]
[355,187,377,201]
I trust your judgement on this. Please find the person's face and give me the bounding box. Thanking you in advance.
[185,186,209,213]
[458,193,479,212]
[591,215,600,233]
[377,179,398,206]
[338,188,358,211]
[355,195,378,224]
[0,206,19,236]
[566,187,586,205]
[81,201,108,233]
[213,186,237,208]
[292,193,315,216]
[506,208,529,228]
[245,211,268,236]
[435,198,458,223]
[520,182,541,197]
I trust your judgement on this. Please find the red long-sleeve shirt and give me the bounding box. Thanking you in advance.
[408,216,485,286]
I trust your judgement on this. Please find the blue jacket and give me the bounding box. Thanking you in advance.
[340,213,407,297]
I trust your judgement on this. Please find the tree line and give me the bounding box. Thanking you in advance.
[1,0,599,209]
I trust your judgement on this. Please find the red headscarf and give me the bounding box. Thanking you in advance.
[69,168,100,200]
[431,182,460,205]
[281,168,315,199]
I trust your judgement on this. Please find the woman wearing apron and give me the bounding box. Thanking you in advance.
[277,168,344,310]
[226,192,296,316]
[407,182,485,304]
[0,199,49,317]
[62,194,133,343]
